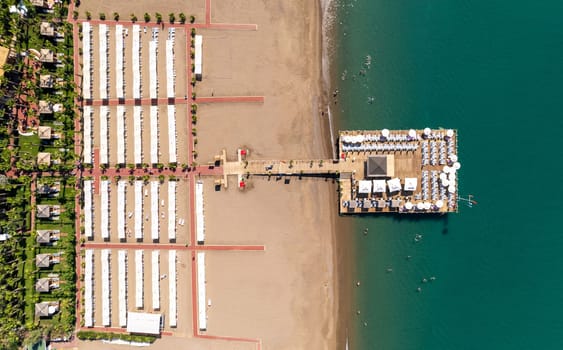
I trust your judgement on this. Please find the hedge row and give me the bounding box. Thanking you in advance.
[76,331,156,343]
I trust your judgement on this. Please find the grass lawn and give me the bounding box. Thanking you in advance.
[18,133,41,159]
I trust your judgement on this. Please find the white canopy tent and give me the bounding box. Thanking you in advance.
[358,180,372,194]
[194,35,202,78]
[404,177,418,192]
[127,312,161,335]
[372,179,386,193]
[387,178,402,193]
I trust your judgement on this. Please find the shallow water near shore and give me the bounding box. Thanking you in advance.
[330,0,563,349]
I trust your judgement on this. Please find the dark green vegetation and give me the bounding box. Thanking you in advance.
[0,0,77,348]
[77,330,157,343]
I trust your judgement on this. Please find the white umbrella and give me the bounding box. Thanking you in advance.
[446,129,454,138]
[449,154,458,162]
[424,202,432,210]
[448,173,456,182]
[453,162,461,170]
[443,166,451,173]
[416,202,424,210]
[405,202,413,210]
[439,173,447,182]
[435,200,444,208]
[441,179,450,187]
[408,129,416,138]
[423,127,431,136]
[381,129,390,138]
[448,185,456,193]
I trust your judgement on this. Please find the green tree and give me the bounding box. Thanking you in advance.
[144,13,151,22]
[179,13,186,24]
[99,12,106,20]
[155,13,162,24]
[113,12,119,21]
[169,13,175,23]
[85,11,91,20]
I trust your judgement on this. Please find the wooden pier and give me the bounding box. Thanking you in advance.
[218,128,460,214]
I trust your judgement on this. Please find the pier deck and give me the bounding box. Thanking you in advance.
[220,128,460,215]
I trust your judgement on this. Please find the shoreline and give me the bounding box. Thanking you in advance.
[319,0,356,348]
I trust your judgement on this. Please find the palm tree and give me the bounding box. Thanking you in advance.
[99,12,106,20]
[113,12,119,21]
[155,13,162,24]
[169,13,175,23]
[85,11,91,20]
[144,13,151,22]
[179,13,186,24]
[131,14,137,23]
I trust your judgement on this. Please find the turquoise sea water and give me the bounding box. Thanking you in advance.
[331,1,563,349]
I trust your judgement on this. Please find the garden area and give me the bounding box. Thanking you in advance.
[0,0,78,348]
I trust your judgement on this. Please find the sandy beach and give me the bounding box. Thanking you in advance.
[76,0,339,349]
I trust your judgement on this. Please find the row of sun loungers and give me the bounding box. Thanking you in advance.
[117,181,126,240]
[152,250,160,311]
[150,28,159,99]
[84,180,93,238]
[83,106,93,164]
[82,22,92,100]
[100,180,110,240]
[117,105,126,164]
[99,106,109,165]
[135,250,144,309]
[99,24,109,100]
[116,24,125,99]
[151,181,159,241]
[197,252,206,330]
[84,248,177,328]
[132,25,142,99]
[195,181,205,244]
[169,250,177,327]
[84,249,94,327]
[101,249,111,326]
[118,250,127,327]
